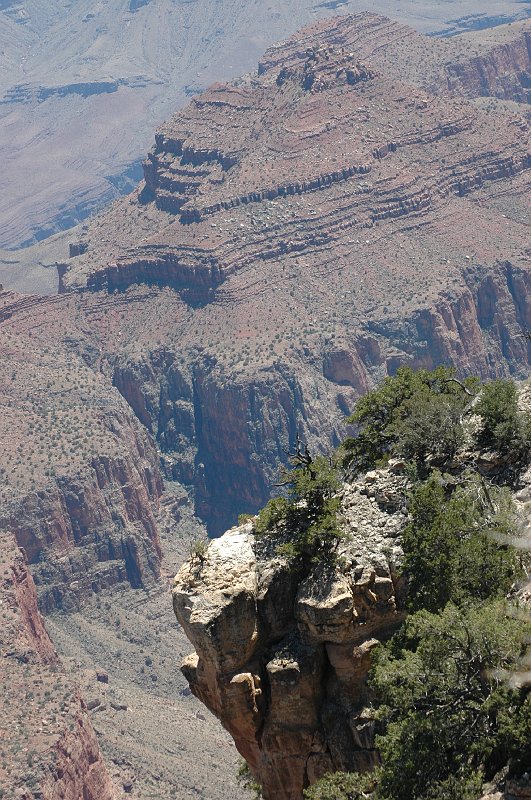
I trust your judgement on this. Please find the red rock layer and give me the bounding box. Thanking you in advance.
[0,289,164,610]
[0,533,115,799]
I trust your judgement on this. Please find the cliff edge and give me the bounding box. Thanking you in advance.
[0,532,116,799]
[173,465,409,799]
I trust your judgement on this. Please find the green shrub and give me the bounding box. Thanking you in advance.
[237,759,262,799]
[303,770,377,799]
[475,379,531,459]
[402,474,520,613]
[190,537,208,564]
[371,602,530,800]
[254,453,344,564]
[341,367,477,475]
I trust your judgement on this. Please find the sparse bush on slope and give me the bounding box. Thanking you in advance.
[247,368,531,800]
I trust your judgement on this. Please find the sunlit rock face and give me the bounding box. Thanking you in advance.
[173,467,409,800]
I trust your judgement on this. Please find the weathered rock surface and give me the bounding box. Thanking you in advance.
[0,290,164,611]
[173,468,408,800]
[48,14,530,531]
[0,532,115,799]
[2,2,529,251]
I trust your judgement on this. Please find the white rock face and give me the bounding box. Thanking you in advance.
[173,469,409,800]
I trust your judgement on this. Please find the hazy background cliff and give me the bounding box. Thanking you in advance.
[1,0,530,260]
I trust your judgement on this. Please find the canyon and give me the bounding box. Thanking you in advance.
[2,0,529,251]
[0,10,529,799]
[57,13,531,534]
[1,10,529,597]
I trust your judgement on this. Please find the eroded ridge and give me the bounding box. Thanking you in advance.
[61,13,530,302]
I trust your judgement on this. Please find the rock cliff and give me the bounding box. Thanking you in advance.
[0,290,164,611]
[1,14,530,562]
[173,466,409,799]
[439,23,531,105]
[0,532,115,799]
[51,14,530,530]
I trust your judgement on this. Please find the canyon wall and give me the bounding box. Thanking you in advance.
[107,258,531,533]
[0,290,165,611]
[0,533,115,799]
[441,26,531,104]
[52,15,530,532]
[3,445,164,613]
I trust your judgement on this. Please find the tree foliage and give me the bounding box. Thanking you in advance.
[475,379,531,460]
[303,771,377,799]
[371,603,530,800]
[401,474,519,613]
[254,449,344,564]
[341,367,477,475]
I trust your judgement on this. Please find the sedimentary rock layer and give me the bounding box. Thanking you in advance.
[0,533,115,799]
[45,15,530,531]
[0,290,164,611]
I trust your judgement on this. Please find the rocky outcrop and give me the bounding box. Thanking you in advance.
[173,467,408,800]
[0,532,115,800]
[37,706,116,800]
[442,26,531,104]
[0,534,59,666]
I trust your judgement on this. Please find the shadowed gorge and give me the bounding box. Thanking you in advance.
[0,11,530,800]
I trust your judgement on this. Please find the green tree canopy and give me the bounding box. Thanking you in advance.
[341,366,477,475]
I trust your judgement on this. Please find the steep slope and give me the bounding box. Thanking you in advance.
[54,14,530,531]
[1,0,530,250]
[45,490,248,800]
[0,289,164,611]
[0,532,115,799]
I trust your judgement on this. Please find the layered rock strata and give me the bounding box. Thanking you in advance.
[0,532,115,799]
[0,290,164,611]
[1,15,530,552]
[173,466,408,800]
[47,15,530,530]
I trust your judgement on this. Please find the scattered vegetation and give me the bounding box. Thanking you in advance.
[189,536,209,565]
[252,368,531,800]
[253,440,344,565]
[237,759,263,799]
[304,771,378,799]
